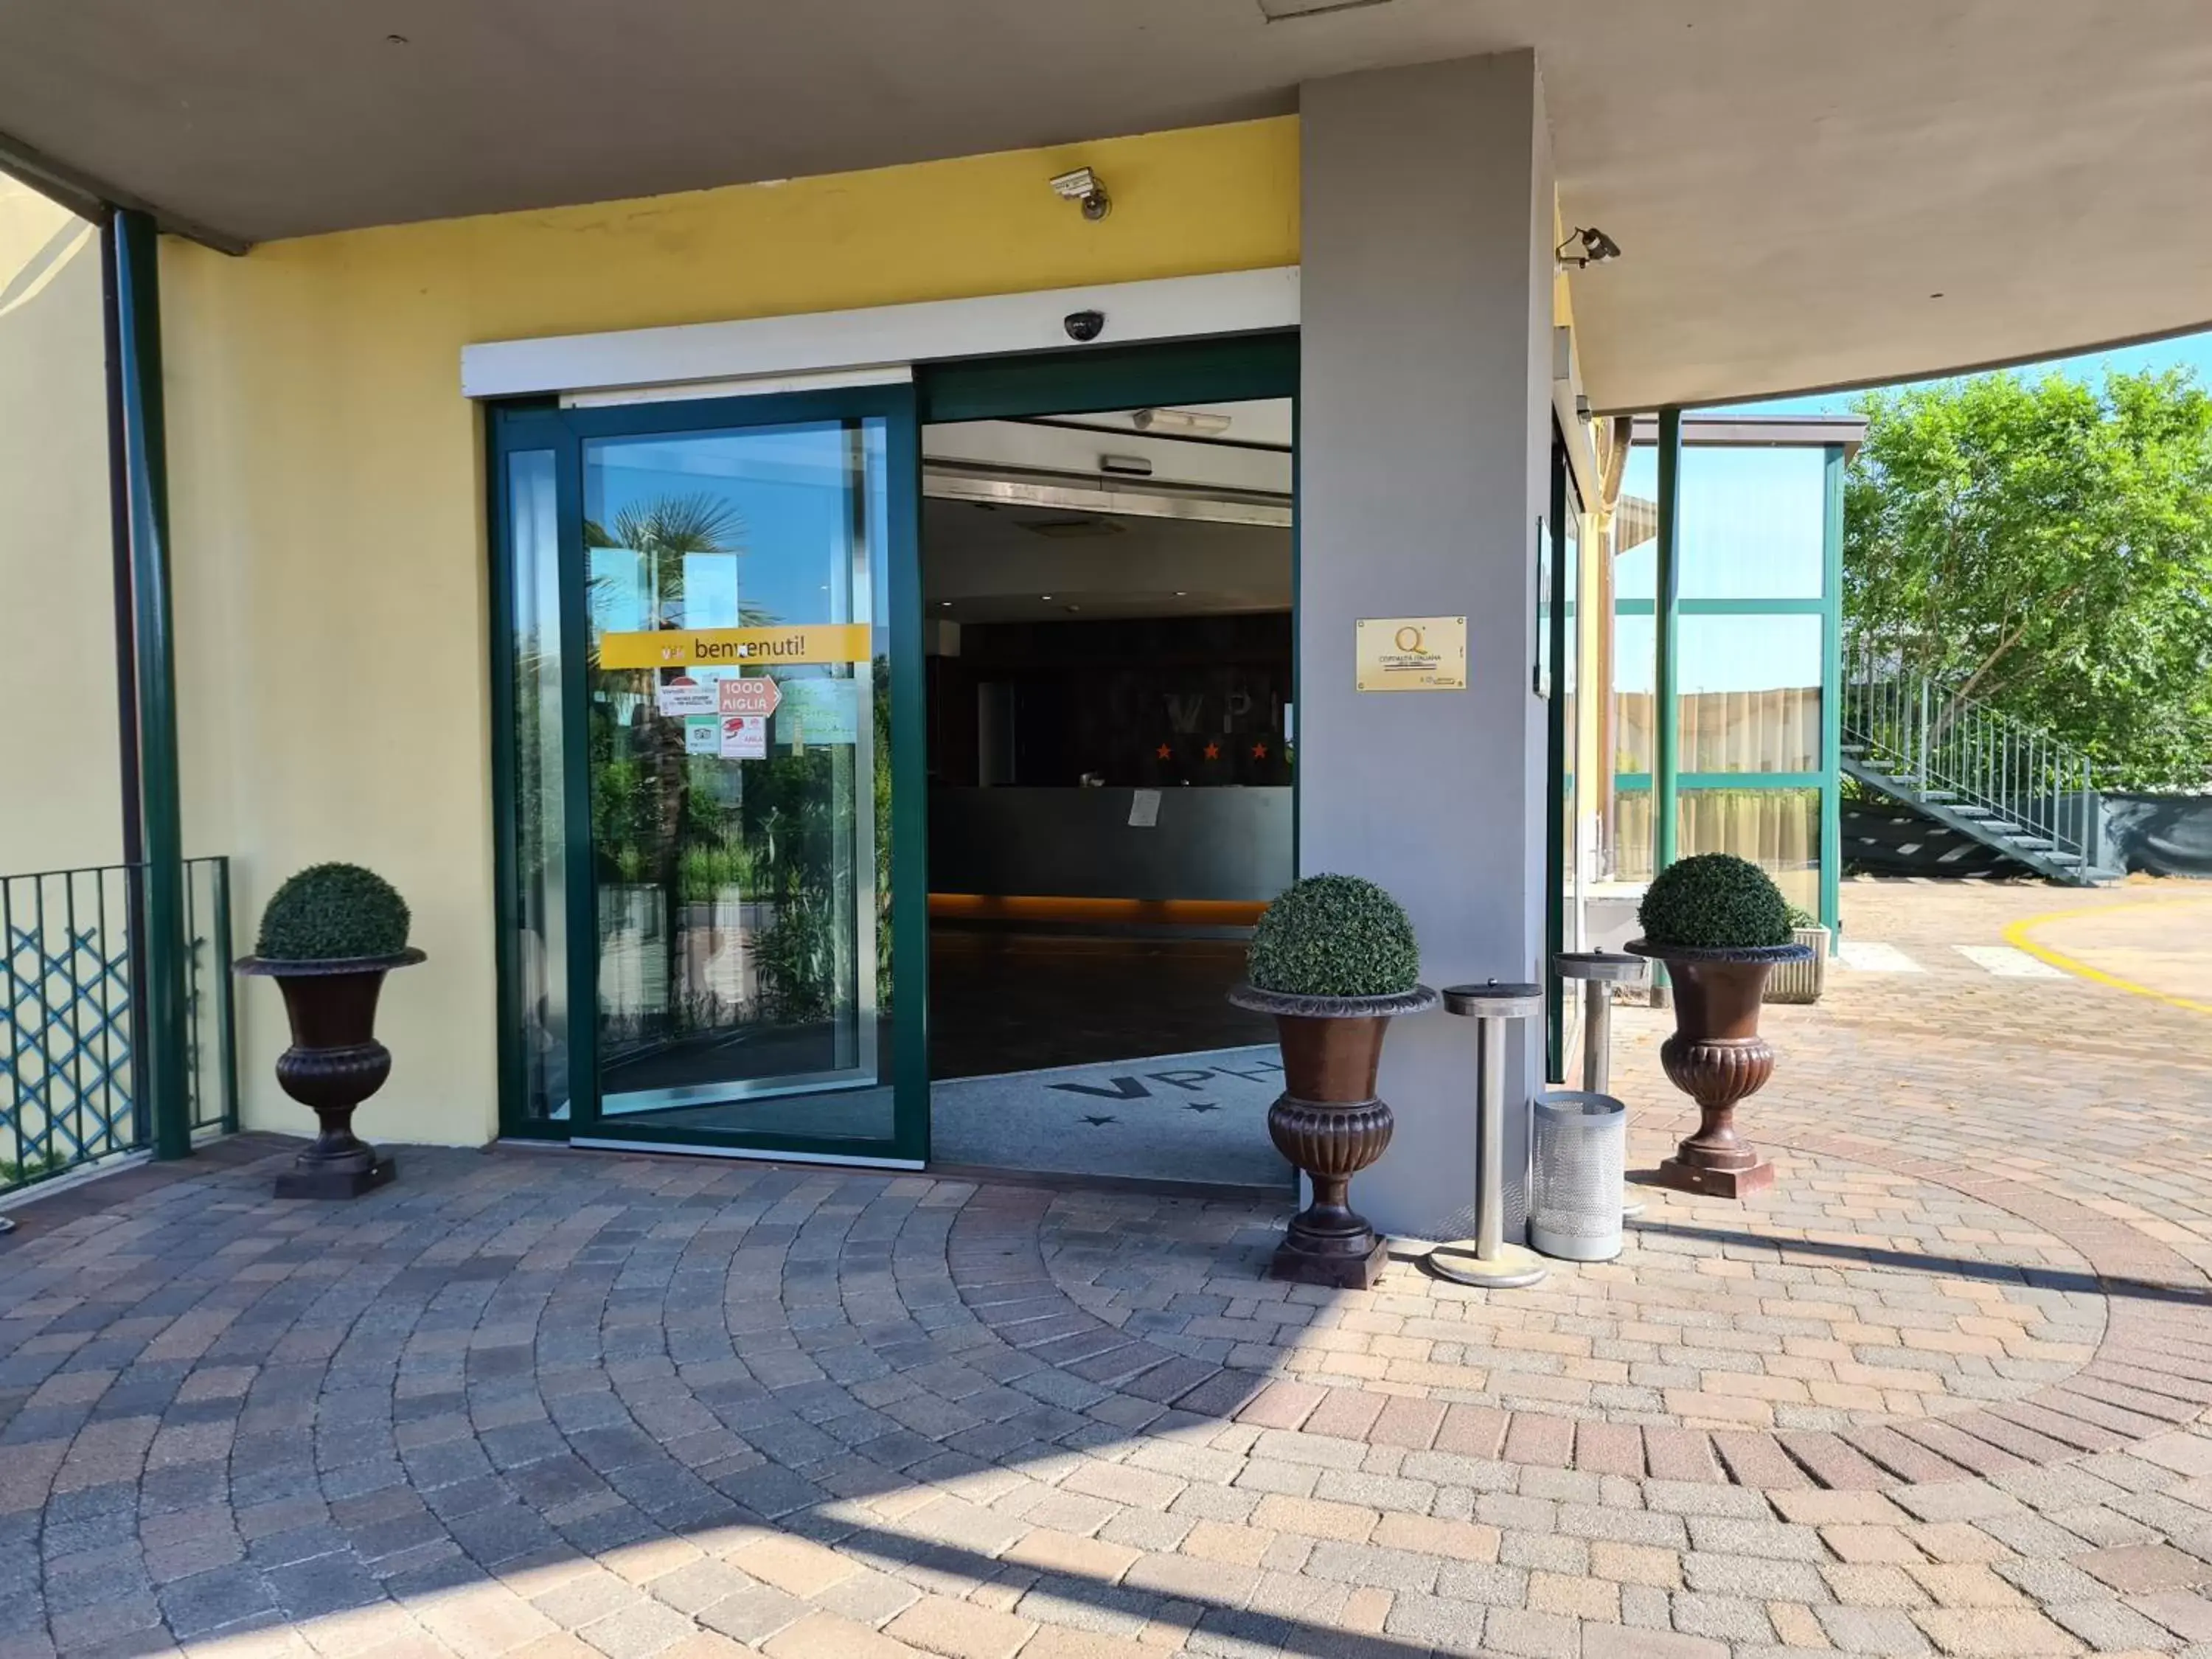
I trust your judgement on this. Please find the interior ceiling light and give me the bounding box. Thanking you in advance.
[1555,226,1622,271]
[1048,167,1111,222]
[1131,406,1232,437]
[1257,0,1395,20]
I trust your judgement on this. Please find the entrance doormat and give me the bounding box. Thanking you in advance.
[931,1045,1292,1192]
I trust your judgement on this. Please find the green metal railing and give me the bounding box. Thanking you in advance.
[0,857,237,1194]
[1843,653,2107,882]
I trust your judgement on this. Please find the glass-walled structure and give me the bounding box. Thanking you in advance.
[1600,417,1860,931]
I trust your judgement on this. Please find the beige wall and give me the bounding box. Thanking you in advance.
[159,116,1301,1147]
[0,179,121,876]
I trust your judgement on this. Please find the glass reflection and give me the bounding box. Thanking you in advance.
[504,451,568,1121]
[1682,787,1820,913]
[1618,444,1826,600]
[1676,613,1823,773]
[583,420,888,1123]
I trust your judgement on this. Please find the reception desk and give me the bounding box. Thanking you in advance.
[930,786,1293,906]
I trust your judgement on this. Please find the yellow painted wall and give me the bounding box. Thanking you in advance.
[0,180,121,877]
[160,116,1300,1147]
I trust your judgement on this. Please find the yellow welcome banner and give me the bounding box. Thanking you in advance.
[599,624,873,671]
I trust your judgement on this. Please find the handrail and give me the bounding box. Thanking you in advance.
[0,857,237,1197]
[1842,649,2103,872]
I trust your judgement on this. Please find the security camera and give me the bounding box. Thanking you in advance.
[1063,310,1106,343]
[1554,226,1622,270]
[1048,167,1112,222]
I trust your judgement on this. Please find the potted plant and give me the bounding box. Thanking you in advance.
[234,863,424,1198]
[1762,905,1831,1005]
[1229,874,1437,1287]
[1627,853,1810,1198]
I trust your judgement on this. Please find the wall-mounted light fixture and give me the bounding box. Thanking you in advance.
[1131,406,1232,437]
[1049,167,1112,222]
[1554,226,1622,271]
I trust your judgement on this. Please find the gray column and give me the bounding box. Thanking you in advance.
[1298,51,1554,1240]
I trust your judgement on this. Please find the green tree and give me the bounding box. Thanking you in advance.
[583,492,759,1031]
[585,493,745,626]
[1845,369,2212,790]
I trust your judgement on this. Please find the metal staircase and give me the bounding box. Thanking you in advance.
[1842,663,2119,886]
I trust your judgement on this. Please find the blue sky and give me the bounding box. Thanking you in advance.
[1717,329,2212,416]
[586,423,887,640]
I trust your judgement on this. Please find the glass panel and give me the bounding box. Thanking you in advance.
[1613,612,1655,776]
[504,451,568,1122]
[585,419,891,1138]
[1681,787,1819,914]
[1609,784,1653,886]
[1679,446,1827,600]
[1618,442,1826,601]
[1677,613,1822,773]
[1616,447,1658,602]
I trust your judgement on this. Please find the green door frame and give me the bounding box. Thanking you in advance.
[1544,430,1580,1082]
[919,333,1298,423]
[489,381,929,1165]
[1615,431,1846,942]
[912,329,1301,1074]
[488,330,1299,1164]
[110,209,194,1162]
[1819,442,1846,942]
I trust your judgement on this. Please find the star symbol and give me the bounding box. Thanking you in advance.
[1185,1102,1220,1114]
[1155,743,1172,760]
[1203,742,1220,761]
[1251,741,1269,760]
[1081,1114,1118,1127]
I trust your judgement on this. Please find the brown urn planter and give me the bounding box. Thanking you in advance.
[1625,938,1811,1199]
[1228,983,1439,1289]
[234,949,425,1199]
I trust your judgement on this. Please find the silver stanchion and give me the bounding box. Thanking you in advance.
[1554,950,1648,1217]
[1426,980,1548,1290]
[1557,951,1645,1096]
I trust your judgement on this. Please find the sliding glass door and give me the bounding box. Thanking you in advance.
[491,384,925,1164]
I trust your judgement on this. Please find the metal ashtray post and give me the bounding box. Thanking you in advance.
[1426,980,1547,1290]
[1556,951,1645,1096]
[1555,950,1649,1217]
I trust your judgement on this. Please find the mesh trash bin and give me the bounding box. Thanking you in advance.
[1530,1089,1626,1262]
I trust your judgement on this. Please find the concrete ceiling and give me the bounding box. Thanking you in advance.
[4,1,2211,408]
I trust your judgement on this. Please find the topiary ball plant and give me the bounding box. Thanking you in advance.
[1638,853,1792,951]
[1248,874,1419,1000]
[256,863,412,961]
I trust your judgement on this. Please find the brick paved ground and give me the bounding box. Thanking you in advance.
[3,877,2210,1659]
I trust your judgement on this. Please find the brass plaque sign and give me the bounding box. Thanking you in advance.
[1355,616,1467,692]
